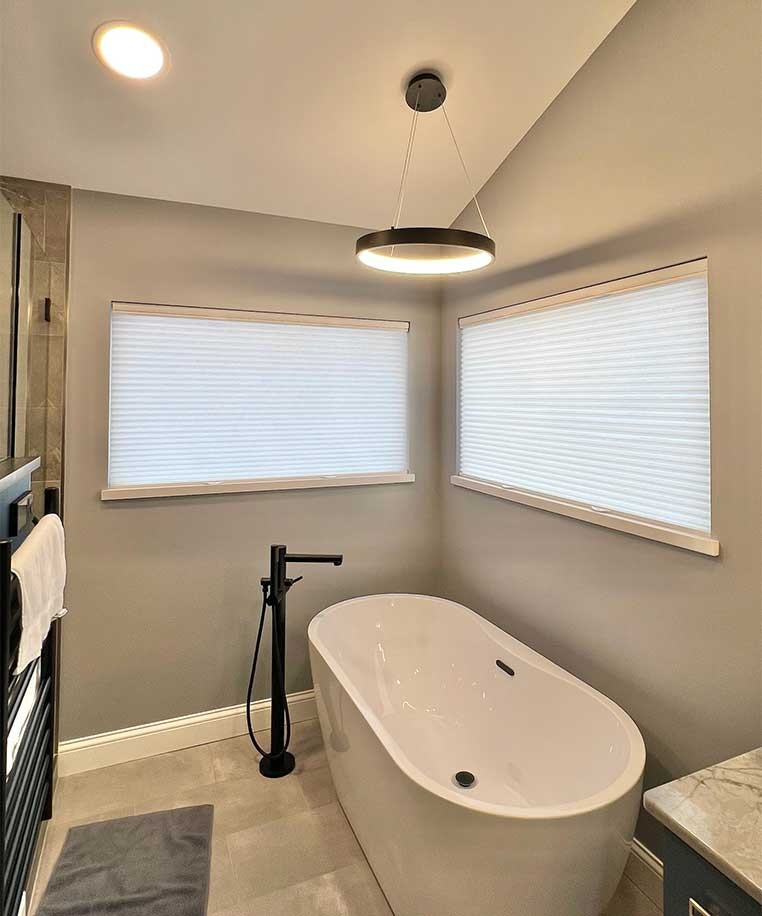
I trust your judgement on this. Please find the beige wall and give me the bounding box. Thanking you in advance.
[441,0,761,853]
[64,191,441,740]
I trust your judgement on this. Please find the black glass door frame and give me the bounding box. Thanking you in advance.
[7,212,22,459]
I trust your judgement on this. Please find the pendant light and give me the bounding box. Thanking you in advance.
[356,72,495,276]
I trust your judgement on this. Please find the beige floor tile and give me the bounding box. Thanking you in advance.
[208,834,240,915]
[235,861,393,916]
[296,764,337,809]
[226,802,363,899]
[213,721,326,784]
[54,767,135,823]
[212,735,264,783]
[211,732,270,782]
[290,720,328,773]
[54,743,215,820]
[119,743,217,804]
[624,853,663,910]
[134,772,309,836]
[605,875,662,916]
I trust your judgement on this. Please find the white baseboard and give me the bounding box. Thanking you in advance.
[631,837,664,878]
[57,689,317,776]
[626,837,664,909]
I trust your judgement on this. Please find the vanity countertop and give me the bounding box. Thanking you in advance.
[0,456,40,489]
[644,747,762,904]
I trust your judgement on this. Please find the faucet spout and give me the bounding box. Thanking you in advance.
[285,553,343,566]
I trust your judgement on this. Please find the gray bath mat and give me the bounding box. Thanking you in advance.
[37,805,213,916]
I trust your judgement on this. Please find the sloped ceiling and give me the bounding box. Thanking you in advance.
[0,0,635,229]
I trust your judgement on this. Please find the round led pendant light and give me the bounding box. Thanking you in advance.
[356,72,495,276]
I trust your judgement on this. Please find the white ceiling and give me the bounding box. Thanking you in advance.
[0,0,634,230]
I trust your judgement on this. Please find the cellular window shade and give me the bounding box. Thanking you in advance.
[108,306,409,487]
[458,274,711,532]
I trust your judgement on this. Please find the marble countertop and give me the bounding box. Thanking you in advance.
[0,456,40,488]
[644,748,762,903]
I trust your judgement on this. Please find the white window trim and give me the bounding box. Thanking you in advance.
[450,475,718,556]
[111,300,410,332]
[454,259,718,557]
[103,302,413,501]
[458,259,707,328]
[102,472,416,501]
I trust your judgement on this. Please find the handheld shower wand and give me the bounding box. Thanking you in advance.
[247,545,343,778]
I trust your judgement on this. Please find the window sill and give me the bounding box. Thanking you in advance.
[450,475,719,557]
[101,472,415,501]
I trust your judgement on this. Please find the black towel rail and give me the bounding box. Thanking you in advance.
[0,486,60,916]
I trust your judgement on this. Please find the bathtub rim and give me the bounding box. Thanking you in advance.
[309,592,646,821]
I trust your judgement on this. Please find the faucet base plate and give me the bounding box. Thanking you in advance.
[259,751,296,779]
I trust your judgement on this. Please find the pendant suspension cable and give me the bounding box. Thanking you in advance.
[391,87,421,228]
[441,102,490,236]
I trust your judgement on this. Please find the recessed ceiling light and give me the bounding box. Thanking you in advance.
[92,22,166,79]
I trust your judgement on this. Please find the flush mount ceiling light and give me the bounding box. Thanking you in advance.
[356,72,495,276]
[92,22,166,79]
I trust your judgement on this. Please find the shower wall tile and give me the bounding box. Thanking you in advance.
[43,189,69,262]
[45,445,61,482]
[30,259,51,332]
[45,406,62,448]
[27,407,47,463]
[31,481,45,516]
[28,345,49,411]
[47,336,65,406]
[30,235,46,267]
[48,262,67,335]
[0,178,45,244]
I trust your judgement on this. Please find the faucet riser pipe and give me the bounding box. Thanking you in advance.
[260,545,295,778]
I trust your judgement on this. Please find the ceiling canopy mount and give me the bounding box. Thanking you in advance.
[404,71,446,112]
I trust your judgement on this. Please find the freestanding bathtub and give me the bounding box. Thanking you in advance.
[308,594,645,916]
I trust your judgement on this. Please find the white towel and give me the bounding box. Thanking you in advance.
[11,514,67,675]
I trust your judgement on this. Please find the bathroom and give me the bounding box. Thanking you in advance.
[0,1,759,915]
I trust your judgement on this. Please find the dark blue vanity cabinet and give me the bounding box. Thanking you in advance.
[662,831,761,916]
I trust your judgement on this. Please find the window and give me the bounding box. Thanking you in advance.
[103,303,412,499]
[453,261,717,555]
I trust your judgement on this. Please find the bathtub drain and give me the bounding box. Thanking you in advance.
[454,771,476,788]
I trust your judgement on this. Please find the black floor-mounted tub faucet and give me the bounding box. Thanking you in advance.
[248,544,343,778]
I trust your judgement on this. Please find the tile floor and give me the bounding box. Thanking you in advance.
[31,719,661,916]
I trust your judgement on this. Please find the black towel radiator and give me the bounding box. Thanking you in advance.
[0,487,60,916]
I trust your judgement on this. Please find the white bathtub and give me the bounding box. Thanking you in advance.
[308,594,645,916]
